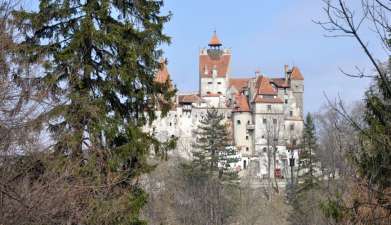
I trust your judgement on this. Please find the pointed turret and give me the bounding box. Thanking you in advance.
[208,31,222,47]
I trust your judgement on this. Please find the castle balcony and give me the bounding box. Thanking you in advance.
[246,124,255,130]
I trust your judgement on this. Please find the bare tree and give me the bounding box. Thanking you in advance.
[315,1,391,224]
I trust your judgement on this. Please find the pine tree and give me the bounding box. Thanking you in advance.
[359,58,391,190]
[12,1,174,224]
[298,113,319,189]
[191,108,238,180]
[289,113,320,225]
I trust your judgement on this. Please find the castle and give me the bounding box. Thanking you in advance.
[151,32,304,179]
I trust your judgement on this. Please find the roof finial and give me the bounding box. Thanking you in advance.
[208,30,222,47]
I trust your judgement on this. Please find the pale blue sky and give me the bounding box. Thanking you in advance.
[24,0,388,113]
[160,0,387,113]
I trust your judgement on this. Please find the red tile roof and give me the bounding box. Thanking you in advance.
[255,76,277,95]
[291,67,304,80]
[209,31,222,46]
[199,54,231,78]
[178,94,201,104]
[270,78,290,88]
[154,59,170,84]
[253,95,284,104]
[229,78,250,91]
[233,94,250,112]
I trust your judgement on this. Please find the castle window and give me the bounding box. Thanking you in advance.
[217,91,222,94]
[169,122,172,126]
[246,147,249,151]
[217,82,222,84]
[237,120,241,125]
[246,135,249,140]
[267,105,272,111]
[273,119,277,124]
[290,111,293,116]
[262,135,265,139]
[292,139,297,146]
[285,99,288,104]
[208,82,212,84]
[284,88,287,94]
[247,120,250,125]
[263,147,267,152]
[263,118,267,124]
[290,124,295,131]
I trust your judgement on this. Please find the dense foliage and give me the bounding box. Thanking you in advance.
[0,0,174,224]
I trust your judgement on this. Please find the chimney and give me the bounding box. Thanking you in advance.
[284,65,289,82]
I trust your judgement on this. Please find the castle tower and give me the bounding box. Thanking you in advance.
[289,67,304,117]
[199,31,231,97]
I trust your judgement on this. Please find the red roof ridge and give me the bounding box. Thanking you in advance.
[256,76,277,95]
[154,59,170,84]
[290,66,304,80]
[233,94,250,112]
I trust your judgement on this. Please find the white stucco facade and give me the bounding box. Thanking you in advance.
[147,34,305,179]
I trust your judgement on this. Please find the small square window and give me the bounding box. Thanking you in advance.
[267,105,272,110]
[273,119,277,124]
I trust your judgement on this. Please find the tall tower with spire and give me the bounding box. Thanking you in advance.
[199,31,231,97]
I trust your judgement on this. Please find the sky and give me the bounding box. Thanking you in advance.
[160,0,388,113]
[24,0,388,113]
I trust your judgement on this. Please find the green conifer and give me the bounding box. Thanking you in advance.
[191,108,239,180]
[13,0,174,223]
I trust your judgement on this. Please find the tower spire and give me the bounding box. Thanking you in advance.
[208,30,222,47]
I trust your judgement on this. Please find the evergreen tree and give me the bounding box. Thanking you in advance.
[298,113,319,190]
[191,108,238,180]
[12,0,174,224]
[359,58,391,190]
[289,113,320,225]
